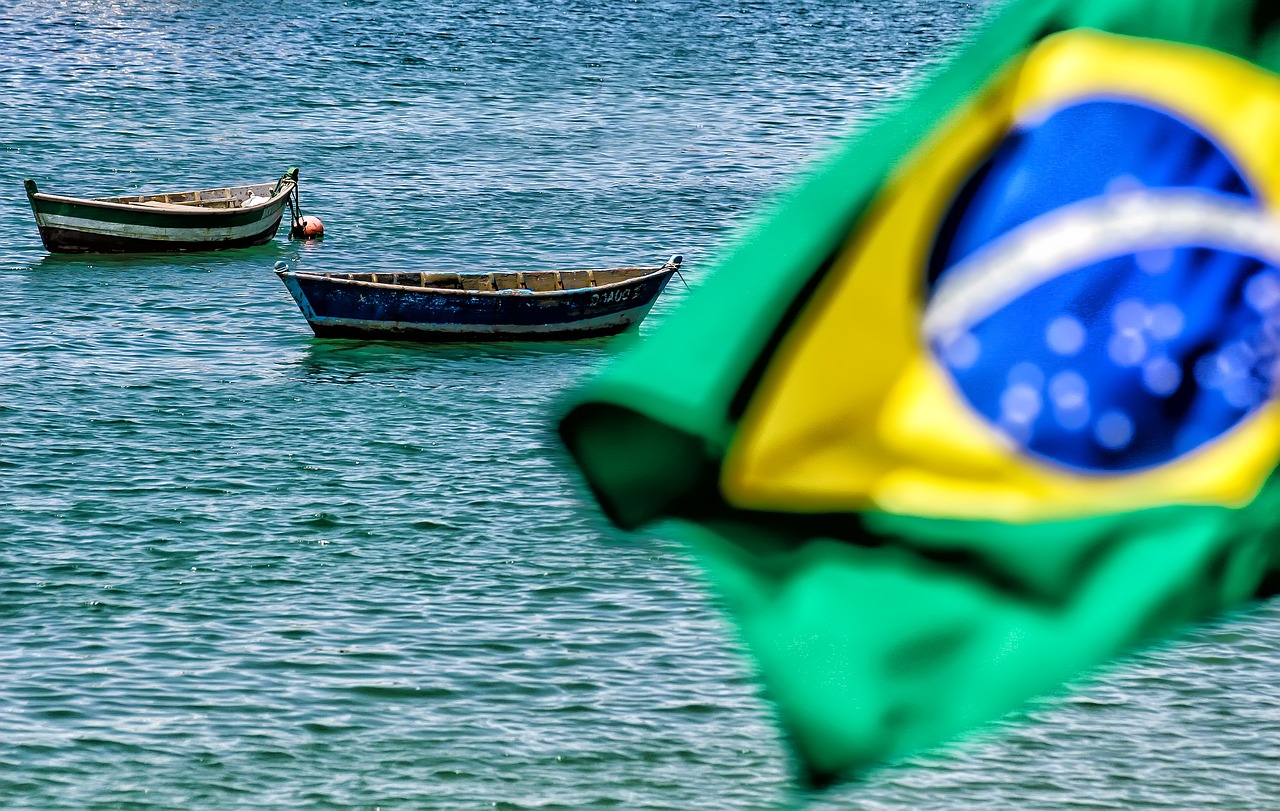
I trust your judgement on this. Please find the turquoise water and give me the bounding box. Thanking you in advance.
[3,1,1280,808]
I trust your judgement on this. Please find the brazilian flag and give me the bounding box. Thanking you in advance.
[560,0,1280,786]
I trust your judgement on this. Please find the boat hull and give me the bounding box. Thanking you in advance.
[24,172,296,254]
[34,219,284,253]
[29,198,287,254]
[278,269,677,341]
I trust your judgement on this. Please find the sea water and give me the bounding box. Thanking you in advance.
[2,1,1279,808]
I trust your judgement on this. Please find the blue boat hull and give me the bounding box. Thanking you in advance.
[277,267,677,341]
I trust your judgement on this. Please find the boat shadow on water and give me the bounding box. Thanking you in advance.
[25,241,295,273]
[287,334,622,387]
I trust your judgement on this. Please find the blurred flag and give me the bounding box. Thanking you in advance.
[560,0,1280,787]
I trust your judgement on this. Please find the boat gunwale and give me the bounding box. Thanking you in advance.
[26,178,296,216]
[277,263,679,299]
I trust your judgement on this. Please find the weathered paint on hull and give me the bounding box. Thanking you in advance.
[36,219,283,253]
[278,269,676,342]
[305,307,655,341]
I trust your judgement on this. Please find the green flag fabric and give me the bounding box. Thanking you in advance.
[561,0,1280,785]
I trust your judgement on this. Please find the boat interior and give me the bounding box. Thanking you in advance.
[101,181,285,210]
[301,264,673,293]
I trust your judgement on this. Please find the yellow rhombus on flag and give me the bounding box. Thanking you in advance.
[560,0,1280,787]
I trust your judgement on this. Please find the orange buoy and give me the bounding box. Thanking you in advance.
[295,215,325,239]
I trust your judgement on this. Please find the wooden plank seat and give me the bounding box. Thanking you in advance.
[520,271,560,292]
[460,274,495,292]
[560,270,596,290]
[493,273,522,291]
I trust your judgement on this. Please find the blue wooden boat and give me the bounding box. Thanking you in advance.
[275,255,683,341]
[24,168,300,253]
